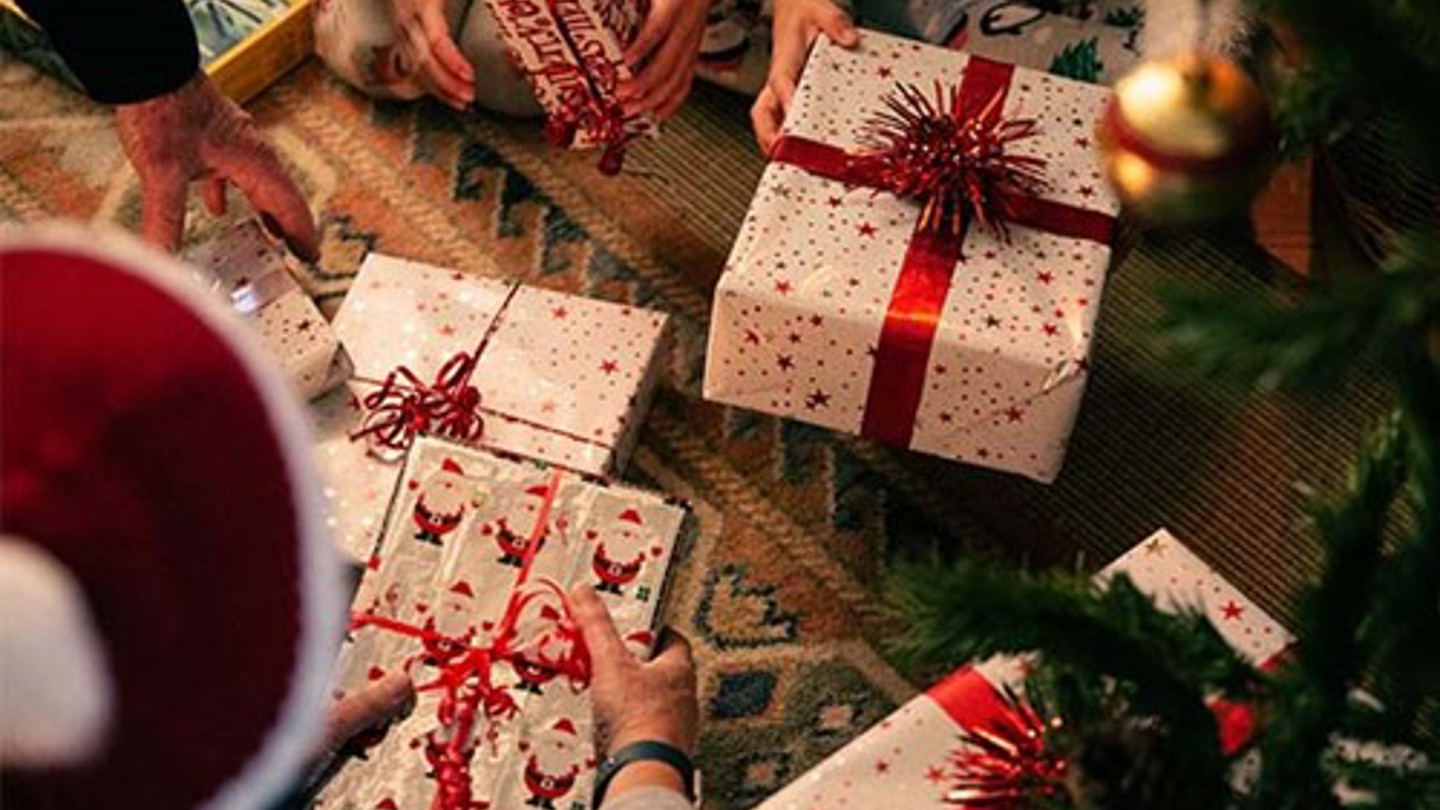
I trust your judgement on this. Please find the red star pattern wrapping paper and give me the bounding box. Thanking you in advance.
[702,31,1121,482]
[317,436,687,810]
[186,221,351,399]
[314,252,670,561]
[478,0,654,151]
[752,529,1293,810]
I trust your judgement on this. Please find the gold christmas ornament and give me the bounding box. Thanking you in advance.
[1099,52,1276,224]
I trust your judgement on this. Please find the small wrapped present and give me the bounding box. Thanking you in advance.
[703,31,1122,482]
[478,0,654,172]
[949,0,1143,85]
[754,529,1292,810]
[315,253,670,561]
[185,221,350,400]
[318,435,688,810]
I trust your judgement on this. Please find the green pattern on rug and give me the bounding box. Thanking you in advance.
[0,54,1392,809]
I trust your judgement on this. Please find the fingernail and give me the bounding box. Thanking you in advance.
[286,235,320,263]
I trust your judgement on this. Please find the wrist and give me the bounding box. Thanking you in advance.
[594,741,697,808]
[604,760,687,803]
[606,723,693,757]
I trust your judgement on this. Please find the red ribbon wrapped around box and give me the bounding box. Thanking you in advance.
[753,530,1293,810]
[769,56,1116,448]
[704,32,1123,482]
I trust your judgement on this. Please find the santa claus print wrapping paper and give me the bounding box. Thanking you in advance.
[314,252,670,561]
[479,0,654,170]
[703,31,1122,482]
[318,436,688,810]
[185,221,351,400]
[753,529,1291,810]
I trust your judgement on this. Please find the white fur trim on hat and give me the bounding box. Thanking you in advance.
[0,223,346,810]
[0,536,114,767]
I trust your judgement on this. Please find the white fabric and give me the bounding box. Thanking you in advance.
[0,536,113,767]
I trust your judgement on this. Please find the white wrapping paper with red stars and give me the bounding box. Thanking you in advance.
[185,221,350,400]
[753,529,1292,810]
[313,252,669,562]
[317,436,687,810]
[478,0,655,170]
[702,30,1121,482]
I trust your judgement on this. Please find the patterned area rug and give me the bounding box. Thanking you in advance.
[0,53,1393,809]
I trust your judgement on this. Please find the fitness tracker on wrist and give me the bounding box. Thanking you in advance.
[592,740,697,808]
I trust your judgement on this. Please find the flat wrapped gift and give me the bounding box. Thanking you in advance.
[703,31,1121,482]
[950,0,1143,85]
[318,435,687,810]
[754,529,1291,810]
[479,0,654,171]
[315,253,669,561]
[185,221,350,400]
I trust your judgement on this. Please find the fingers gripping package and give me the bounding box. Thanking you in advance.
[317,436,689,810]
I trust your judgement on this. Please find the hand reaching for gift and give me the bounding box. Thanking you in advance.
[570,584,698,802]
[114,72,319,258]
[321,671,416,754]
[751,0,858,155]
[619,0,712,122]
[388,0,476,110]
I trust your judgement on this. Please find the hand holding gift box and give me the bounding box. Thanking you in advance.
[185,221,350,400]
[315,253,670,561]
[318,436,688,810]
[704,31,1121,482]
[754,529,1291,810]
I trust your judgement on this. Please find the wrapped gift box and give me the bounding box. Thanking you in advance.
[949,0,1143,85]
[316,253,670,561]
[185,221,350,400]
[755,529,1292,810]
[703,31,1122,482]
[318,435,688,810]
[478,0,654,169]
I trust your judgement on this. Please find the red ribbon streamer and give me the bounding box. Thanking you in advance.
[351,468,587,810]
[769,57,1116,449]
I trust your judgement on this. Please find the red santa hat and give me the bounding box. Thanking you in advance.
[618,508,643,525]
[526,483,551,498]
[0,225,343,809]
[551,718,578,736]
[441,458,464,475]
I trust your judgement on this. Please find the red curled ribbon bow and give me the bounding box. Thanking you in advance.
[768,56,1117,450]
[351,352,485,456]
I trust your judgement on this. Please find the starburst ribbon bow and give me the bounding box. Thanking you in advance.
[766,56,1117,449]
[350,352,486,455]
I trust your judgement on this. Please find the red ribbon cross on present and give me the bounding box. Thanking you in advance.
[769,57,1116,449]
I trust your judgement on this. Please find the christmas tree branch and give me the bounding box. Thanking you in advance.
[887,560,1256,804]
[1251,415,1408,810]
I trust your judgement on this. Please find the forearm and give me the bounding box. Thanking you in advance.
[14,0,199,104]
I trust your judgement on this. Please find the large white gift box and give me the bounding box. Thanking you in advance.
[315,253,669,560]
[703,31,1122,482]
[754,529,1291,810]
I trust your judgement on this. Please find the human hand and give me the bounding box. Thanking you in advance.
[321,671,415,755]
[570,585,698,756]
[619,0,711,122]
[114,73,320,258]
[750,0,858,154]
[389,0,476,109]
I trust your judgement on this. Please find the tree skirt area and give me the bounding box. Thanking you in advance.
[0,55,1392,809]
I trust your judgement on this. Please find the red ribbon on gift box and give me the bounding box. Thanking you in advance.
[769,57,1116,449]
[350,467,591,810]
[349,282,616,461]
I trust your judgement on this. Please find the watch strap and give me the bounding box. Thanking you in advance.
[593,740,695,808]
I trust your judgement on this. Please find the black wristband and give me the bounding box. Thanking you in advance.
[593,740,695,808]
